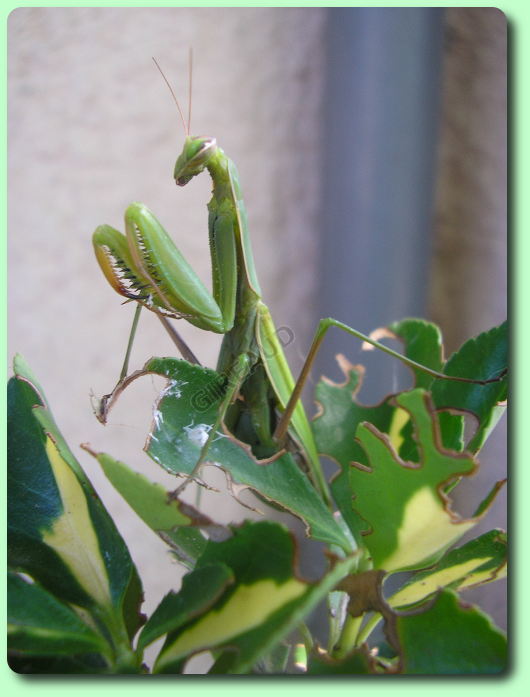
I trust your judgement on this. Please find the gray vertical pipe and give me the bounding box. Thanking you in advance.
[317,8,445,400]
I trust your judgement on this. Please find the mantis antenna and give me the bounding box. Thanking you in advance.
[187,47,193,134]
[152,56,189,136]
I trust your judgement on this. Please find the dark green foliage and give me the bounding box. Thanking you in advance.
[8,319,507,674]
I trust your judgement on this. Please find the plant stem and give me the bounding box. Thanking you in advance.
[298,621,314,656]
[332,614,364,659]
[355,612,382,647]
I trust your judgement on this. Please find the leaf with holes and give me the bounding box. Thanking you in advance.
[312,355,396,544]
[431,321,508,452]
[347,389,501,572]
[114,357,350,552]
[388,319,507,452]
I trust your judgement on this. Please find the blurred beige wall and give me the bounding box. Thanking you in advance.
[8,6,326,637]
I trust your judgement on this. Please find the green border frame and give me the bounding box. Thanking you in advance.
[3,1,523,693]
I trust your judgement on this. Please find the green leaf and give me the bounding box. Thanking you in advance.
[312,359,481,565]
[152,521,357,674]
[431,321,508,452]
[397,589,507,674]
[133,357,349,551]
[355,319,507,455]
[138,563,234,650]
[8,572,108,657]
[94,452,208,567]
[312,355,395,543]
[8,357,143,644]
[389,529,507,610]
[312,320,465,544]
[314,321,507,567]
[350,389,499,572]
[388,319,465,452]
[388,318,444,389]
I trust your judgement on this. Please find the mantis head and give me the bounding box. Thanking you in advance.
[151,57,215,187]
[174,136,217,186]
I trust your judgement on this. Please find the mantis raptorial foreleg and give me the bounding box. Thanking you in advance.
[118,303,143,382]
[94,295,200,423]
[118,302,201,379]
[93,64,506,505]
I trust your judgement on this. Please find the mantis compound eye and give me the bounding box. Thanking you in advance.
[174,136,217,186]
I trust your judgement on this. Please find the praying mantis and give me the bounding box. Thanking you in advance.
[92,61,504,507]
